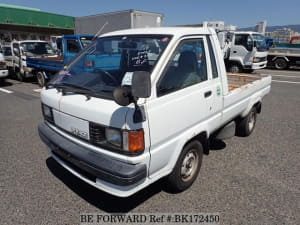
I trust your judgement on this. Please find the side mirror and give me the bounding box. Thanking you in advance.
[253,40,257,48]
[13,48,20,56]
[131,71,151,98]
[113,71,151,106]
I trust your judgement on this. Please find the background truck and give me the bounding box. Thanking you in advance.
[26,35,93,86]
[217,31,268,73]
[38,27,271,197]
[0,47,9,82]
[267,36,300,70]
[6,40,56,82]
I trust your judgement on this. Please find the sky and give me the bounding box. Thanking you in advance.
[1,0,299,28]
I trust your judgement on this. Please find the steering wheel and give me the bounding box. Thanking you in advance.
[94,68,118,85]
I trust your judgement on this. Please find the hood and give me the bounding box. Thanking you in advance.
[41,89,130,129]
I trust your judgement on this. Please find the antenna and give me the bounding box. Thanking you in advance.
[92,22,109,41]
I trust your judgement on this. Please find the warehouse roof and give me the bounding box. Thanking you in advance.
[0,4,74,30]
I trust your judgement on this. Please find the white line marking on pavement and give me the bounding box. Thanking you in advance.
[260,73,300,78]
[272,79,300,84]
[0,88,13,93]
[33,89,42,93]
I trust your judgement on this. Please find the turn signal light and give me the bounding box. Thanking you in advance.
[124,130,145,152]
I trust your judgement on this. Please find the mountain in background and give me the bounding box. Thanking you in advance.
[238,24,300,32]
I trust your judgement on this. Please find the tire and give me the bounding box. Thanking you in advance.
[228,64,241,73]
[16,70,24,82]
[37,72,46,87]
[236,107,257,137]
[274,58,288,70]
[166,140,203,192]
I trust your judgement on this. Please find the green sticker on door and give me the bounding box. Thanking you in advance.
[217,86,221,96]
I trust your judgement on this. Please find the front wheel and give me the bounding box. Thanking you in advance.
[37,72,46,87]
[16,70,24,82]
[166,140,203,192]
[228,64,242,73]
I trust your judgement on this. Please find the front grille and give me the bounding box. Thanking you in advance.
[89,122,106,145]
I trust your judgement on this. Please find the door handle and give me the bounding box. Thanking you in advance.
[204,91,212,98]
[233,51,237,53]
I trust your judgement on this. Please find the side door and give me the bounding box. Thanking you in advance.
[230,34,254,65]
[146,36,221,177]
[63,38,81,64]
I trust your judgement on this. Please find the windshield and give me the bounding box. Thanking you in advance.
[80,36,93,48]
[20,42,55,56]
[49,35,172,98]
[252,34,267,51]
[3,47,12,56]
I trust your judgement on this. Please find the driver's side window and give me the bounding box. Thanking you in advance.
[157,39,207,97]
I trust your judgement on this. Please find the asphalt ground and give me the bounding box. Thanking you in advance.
[0,69,299,225]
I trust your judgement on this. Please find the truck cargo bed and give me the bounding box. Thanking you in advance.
[227,73,268,91]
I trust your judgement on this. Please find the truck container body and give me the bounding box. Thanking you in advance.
[75,10,163,35]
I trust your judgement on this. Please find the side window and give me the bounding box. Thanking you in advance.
[56,38,62,52]
[207,38,218,78]
[66,39,80,53]
[157,39,207,96]
[234,34,252,51]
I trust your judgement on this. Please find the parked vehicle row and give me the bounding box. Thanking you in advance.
[0,35,93,86]
[38,27,271,197]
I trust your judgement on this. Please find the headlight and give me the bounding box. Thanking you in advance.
[42,104,54,123]
[253,57,260,63]
[105,128,122,147]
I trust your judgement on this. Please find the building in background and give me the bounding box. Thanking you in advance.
[254,21,267,34]
[0,4,74,44]
[75,10,164,35]
[271,28,296,43]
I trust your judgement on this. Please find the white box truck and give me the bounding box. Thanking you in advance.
[38,27,271,197]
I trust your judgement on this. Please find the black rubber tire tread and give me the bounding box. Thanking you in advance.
[166,140,203,192]
[236,107,257,137]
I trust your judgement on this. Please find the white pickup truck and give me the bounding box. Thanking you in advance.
[38,27,271,197]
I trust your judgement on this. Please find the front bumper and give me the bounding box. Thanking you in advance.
[250,61,267,70]
[38,123,147,187]
[0,70,8,78]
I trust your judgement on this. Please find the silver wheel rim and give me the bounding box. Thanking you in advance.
[248,112,255,131]
[181,149,198,182]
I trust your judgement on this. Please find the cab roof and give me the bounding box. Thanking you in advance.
[100,26,215,38]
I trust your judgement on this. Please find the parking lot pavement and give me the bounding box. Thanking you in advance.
[0,70,299,225]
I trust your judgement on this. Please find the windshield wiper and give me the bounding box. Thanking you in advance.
[52,83,96,100]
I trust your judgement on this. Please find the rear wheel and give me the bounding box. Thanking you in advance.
[236,107,257,137]
[166,140,203,192]
[37,72,46,87]
[274,58,288,70]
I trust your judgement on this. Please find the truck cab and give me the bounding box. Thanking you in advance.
[38,27,271,197]
[218,31,268,73]
[8,40,56,81]
[26,35,93,86]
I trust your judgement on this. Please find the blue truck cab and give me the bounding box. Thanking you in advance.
[27,35,93,86]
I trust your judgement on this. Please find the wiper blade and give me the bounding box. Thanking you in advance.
[51,83,96,100]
